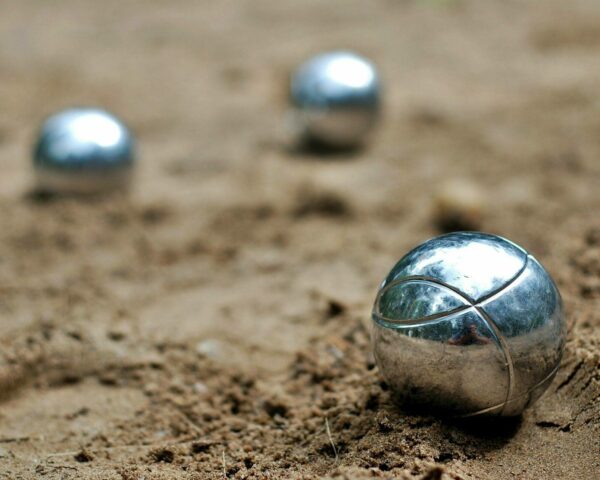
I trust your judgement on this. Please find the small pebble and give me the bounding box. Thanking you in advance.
[432,179,485,232]
[196,339,223,359]
[193,382,209,394]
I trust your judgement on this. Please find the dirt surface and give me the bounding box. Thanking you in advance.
[1,1,599,478]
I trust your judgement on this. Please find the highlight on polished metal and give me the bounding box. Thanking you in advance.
[289,50,381,148]
[372,232,566,417]
[33,107,135,194]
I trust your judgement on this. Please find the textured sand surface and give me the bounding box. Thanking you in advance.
[0,1,599,478]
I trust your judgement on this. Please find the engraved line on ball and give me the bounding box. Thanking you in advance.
[476,254,530,305]
[474,255,529,413]
[372,253,530,326]
[459,361,560,418]
[372,278,472,326]
[471,305,515,415]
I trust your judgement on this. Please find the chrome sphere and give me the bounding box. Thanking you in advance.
[33,108,135,193]
[372,232,565,417]
[289,51,381,148]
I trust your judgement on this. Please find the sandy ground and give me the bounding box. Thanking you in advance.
[0,0,599,478]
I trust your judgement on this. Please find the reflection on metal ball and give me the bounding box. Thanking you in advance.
[289,51,381,149]
[33,107,135,194]
[372,232,566,417]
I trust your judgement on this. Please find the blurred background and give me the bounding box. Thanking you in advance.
[0,1,599,478]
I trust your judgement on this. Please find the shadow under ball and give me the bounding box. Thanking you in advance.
[33,108,135,194]
[372,232,566,417]
[289,51,381,149]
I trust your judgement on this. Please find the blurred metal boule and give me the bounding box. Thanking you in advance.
[33,107,135,194]
[289,51,381,149]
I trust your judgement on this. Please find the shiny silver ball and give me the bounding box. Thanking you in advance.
[289,51,381,148]
[372,232,565,417]
[33,108,135,194]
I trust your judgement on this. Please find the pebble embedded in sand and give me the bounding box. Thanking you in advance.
[432,179,486,232]
[195,339,223,359]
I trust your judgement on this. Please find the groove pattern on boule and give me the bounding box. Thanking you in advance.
[372,232,565,416]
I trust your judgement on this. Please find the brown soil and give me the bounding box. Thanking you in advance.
[1,1,599,479]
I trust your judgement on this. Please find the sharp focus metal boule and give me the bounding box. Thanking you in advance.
[289,51,381,149]
[33,107,135,194]
[372,232,566,417]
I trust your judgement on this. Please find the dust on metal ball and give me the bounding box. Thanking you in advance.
[372,232,565,417]
[289,51,381,149]
[33,108,135,194]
